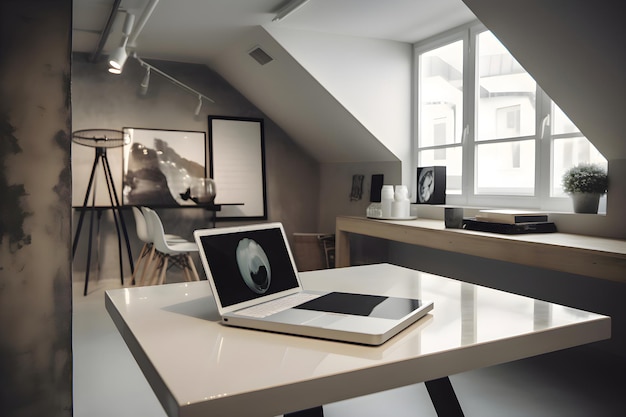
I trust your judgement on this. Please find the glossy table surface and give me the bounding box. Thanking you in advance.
[105,263,610,417]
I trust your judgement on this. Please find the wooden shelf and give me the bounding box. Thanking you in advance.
[335,216,626,283]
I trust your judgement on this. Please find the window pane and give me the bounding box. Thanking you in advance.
[419,40,464,147]
[476,31,536,141]
[552,104,580,135]
[552,137,607,196]
[475,140,535,195]
[418,146,462,194]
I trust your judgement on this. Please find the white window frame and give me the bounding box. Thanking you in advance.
[413,22,606,212]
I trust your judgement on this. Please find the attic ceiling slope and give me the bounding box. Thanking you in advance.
[210,26,399,163]
[73,1,477,63]
[265,26,413,168]
[462,0,626,159]
[72,0,478,163]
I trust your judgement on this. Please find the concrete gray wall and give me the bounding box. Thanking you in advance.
[71,54,320,281]
[0,1,73,416]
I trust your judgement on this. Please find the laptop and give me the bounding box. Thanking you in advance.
[193,222,433,345]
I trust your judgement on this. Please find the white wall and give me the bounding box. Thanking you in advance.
[266,27,414,184]
[210,26,398,164]
[318,161,402,233]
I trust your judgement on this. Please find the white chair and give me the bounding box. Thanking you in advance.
[141,207,200,285]
[131,207,188,286]
[130,206,155,286]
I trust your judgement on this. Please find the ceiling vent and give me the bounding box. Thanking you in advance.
[248,46,274,66]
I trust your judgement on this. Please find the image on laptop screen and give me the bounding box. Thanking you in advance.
[197,227,300,308]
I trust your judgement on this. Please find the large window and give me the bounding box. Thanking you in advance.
[417,37,464,194]
[550,104,607,197]
[414,24,607,211]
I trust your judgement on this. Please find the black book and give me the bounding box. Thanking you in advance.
[462,218,557,234]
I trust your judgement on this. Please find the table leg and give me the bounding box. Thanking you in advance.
[334,227,351,268]
[425,377,465,417]
[285,406,324,417]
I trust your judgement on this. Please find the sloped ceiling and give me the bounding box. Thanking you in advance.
[463,0,626,160]
[73,1,625,162]
[73,0,476,63]
[212,26,400,163]
[72,0,478,163]
[210,26,411,163]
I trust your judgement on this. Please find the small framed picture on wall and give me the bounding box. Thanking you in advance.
[416,166,446,204]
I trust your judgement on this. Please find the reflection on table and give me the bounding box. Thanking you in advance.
[105,263,610,417]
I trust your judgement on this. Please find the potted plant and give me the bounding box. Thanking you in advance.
[562,163,608,213]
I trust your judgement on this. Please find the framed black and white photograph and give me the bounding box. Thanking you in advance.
[122,128,206,206]
[208,116,267,219]
[416,166,446,204]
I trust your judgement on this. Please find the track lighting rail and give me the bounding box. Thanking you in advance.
[133,53,215,108]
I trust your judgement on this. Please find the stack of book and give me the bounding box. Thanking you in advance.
[463,209,557,234]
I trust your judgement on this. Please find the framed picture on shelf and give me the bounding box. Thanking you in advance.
[208,116,267,219]
[122,127,206,206]
[416,166,446,204]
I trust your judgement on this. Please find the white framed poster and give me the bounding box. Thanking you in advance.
[208,116,267,219]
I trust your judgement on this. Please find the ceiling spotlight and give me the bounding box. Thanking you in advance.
[108,46,128,72]
[140,67,150,94]
[194,95,203,116]
[108,12,135,74]
[273,0,311,22]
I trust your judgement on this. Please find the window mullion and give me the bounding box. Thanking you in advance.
[536,88,552,204]
[464,26,478,202]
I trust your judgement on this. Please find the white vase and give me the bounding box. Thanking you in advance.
[571,192,601,214]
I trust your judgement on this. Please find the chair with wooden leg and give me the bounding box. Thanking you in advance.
[130,206,157,286]
[131,206,187,286]
[141,207,200,285]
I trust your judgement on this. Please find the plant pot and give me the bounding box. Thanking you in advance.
[570,192,601,214]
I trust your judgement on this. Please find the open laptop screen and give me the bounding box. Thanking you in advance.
[196,226,301,308]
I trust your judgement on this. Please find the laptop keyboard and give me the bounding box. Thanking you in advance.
[235,292,323,318]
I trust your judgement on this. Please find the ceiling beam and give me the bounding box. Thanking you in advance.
[90,0,122,63]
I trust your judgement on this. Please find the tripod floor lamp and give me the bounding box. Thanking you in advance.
[72,129,134,295]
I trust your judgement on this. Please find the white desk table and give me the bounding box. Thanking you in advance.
[105,263,610,417]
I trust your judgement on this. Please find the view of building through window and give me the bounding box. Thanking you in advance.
[551,104,607,197]
[418,39,463,194]
[415,25,607,209]
[475,30,536,196]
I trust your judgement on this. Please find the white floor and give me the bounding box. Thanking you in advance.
[73,277,626,417]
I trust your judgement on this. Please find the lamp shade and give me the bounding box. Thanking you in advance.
[108,46,128,72]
